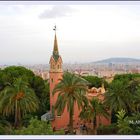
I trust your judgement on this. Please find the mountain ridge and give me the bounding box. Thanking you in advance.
[93,57,140,64]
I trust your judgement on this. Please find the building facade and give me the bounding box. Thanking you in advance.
[49,31,110,130]
[49,32,69,129]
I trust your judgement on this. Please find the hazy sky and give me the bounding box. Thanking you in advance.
[0,1,140,65]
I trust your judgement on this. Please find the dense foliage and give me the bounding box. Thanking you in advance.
[0,66,50,116]
[15,117,64,135]
[104,74,140,114]
[116,109,133,135]
[82,75,109,88]
[0,116,14,135]
[0,66,50,133]
[97,123,118,135]
[1,66,140,135]
[104,74,140,134]
[79,97,109,134]
[0,78,39,128]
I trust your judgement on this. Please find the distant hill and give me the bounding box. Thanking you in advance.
[94,58,140,64]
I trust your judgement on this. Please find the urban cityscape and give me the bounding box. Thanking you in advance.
[1,58,140,81]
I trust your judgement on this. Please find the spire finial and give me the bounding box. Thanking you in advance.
[53,25,56,33]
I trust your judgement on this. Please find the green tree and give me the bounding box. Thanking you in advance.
[0,66,50,118]
[80,97,109,134]
[15,117,64,135]
[2,66,34,86]
[128,113,140,134]
[104,80,133,113]
[0,69,5,91]
[82,75,108,89]
[127,78,140,94]
[0,117,14,135]
[53,72,88,134]
[41,80,50,112]
[104,74,140,123]
[31,77,50,115]
[134,88,140,112]
[116,109,133,135]
[0,78,39,128]
[114,74,140,82]
[31,76,45,99]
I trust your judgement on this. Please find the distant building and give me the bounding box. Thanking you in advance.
[74,69,97,76]
[41,72,49,80]
[33,70,49,80]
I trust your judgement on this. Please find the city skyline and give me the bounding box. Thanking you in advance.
[0,1,140,65]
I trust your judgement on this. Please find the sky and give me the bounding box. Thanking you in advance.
[0,1,140,65]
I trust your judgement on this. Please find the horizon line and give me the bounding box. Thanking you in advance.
[0,57,140,66]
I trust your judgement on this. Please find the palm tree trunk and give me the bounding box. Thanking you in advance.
[93,118,97,135]
[18,105,21,127]
[69,110,74,134]
[15,100,22,128]
[99,115,101,126]
[15,100,18,128]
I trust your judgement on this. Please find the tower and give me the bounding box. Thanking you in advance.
[49,26,82,130]
[49,26,65,129]
[49,25,63,109]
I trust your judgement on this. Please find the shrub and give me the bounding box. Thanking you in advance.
[97,124,118,135]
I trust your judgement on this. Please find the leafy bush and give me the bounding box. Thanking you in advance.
[116,110,133,135]
[127,113,140,135]
[15,117,53,135]
[0,119,14,135]
[97,123,118,135]
[14,117,64,135]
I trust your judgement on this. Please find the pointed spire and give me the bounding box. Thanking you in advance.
[53,33,59,55]
[53,25,59,61]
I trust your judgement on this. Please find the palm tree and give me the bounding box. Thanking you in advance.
[52,72,89,134]
[104,80,133,113]
[79,97,109,134]
[0,78,39,128]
